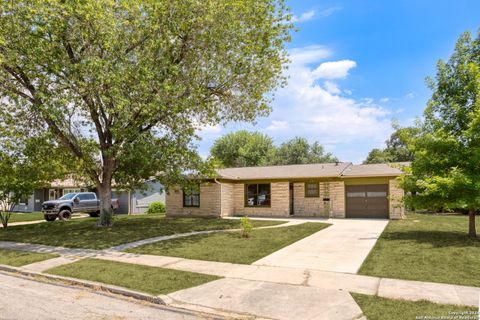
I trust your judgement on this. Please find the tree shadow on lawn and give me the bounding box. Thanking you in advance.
[382,230,480,248]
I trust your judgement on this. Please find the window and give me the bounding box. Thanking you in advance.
[367,191,387,198]
[245,184,271,207]
[305,182,319,197]
[63,188,81,195]
[183,186,200,207]
[347,192,366,198]
[77,193,96,201]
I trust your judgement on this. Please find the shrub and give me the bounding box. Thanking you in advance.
[240,216,253,238]
[146,201,166,214]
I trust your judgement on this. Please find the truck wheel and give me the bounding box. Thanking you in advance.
[44,215,56,222]
[58,210,72,221]
[89,211,100,218]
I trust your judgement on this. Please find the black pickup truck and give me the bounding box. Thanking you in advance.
[42,192,119,221]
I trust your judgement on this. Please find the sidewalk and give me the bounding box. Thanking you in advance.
[1,239,479,307]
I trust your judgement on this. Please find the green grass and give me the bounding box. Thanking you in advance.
[128,222,329,264]
[7,212,45,223]
[359,213,480,287]
[46,258,220,295]
[0,215,284,250]
[0,248,59,267]
[352,293,477,320]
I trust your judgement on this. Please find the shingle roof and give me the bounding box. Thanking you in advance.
[217,162,352,180]
[341,163,408,177]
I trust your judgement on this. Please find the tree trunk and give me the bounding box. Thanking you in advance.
[97,183,113,227]
[468,208,476,238]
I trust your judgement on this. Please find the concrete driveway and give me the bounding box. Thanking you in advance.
[253,218,388,273]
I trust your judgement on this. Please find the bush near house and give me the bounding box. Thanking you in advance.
[146,201,166,214]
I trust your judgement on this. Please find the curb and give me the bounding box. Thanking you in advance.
[0,264,165,305]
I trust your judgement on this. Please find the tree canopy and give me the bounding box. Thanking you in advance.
[210,131,275,167]
[364,124,418,164]
[269,137,338,165]
[0,0,292,226]
[210,133,337,167]
[400,30,480,237]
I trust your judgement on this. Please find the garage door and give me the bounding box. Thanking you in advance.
[346,184,389,218]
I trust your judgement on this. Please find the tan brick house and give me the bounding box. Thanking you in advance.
[166,162,407,219]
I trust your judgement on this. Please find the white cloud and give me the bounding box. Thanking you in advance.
[311,60,357,79]
[266,120,290,131]
[405,92,415,99]
[380,97,390,103]
[323,81,341,94]
[291,10,315,23]
[289,45,332,65]
[319,6,342,17]
[265,45,391,146]
[198,124,222,134]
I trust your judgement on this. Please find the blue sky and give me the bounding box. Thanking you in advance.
[197,0,480,164]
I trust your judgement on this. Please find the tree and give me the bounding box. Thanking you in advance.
[269,137,338,165]
[364,124,418,164]
[0,1,292,226]
[401,31,480,237]
[0,134,66,228]
[210,131,275,167]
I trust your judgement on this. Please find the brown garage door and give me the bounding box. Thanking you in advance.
[346,184,389,218]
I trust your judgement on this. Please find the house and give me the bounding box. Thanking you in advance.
[12,178,165,214]
[166,162,406,219]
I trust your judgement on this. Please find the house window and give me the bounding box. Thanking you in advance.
[245,184,271,207]
[305,182,319,197]
[183,185,200,207]
[63,188,81,196]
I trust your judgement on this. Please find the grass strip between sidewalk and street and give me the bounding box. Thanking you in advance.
[46,258,221,295]
[0,214,285,249]
[359,213,480,287]
[0,248,59,267]
[127,222,330,264]
[352,293,477,320]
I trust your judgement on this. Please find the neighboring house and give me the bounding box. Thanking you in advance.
[113,179,165,214]
[12,178,165,214]
[166,162,407,219]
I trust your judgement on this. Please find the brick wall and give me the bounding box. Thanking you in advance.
[389,178,405,219]
[220,183,234,217]
[292,182,331,217]
[166,182,221,217]
[331,181,346,218]
[233,182,290,217]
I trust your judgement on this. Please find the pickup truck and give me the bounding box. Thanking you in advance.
[42,192,119,221]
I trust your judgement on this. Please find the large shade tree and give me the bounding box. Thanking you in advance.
[401,31,480,237]
[210,130,275,167]
[269,137,338,165]
[0,0,292,226]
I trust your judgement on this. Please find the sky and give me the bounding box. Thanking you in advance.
[197,0,480,164]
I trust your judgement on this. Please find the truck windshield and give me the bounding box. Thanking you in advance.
[59,193,77,200]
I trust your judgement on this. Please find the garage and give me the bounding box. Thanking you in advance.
[346,184,389,218]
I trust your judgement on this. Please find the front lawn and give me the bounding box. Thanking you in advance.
[0,215,284,250]
[127,222,329,264]
[0,248,59,267]
[359,213,480,287]
[8,212,45,223]
[352,293,477,320]
[46,258,220,295]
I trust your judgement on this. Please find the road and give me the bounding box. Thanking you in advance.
[0,272,215,320]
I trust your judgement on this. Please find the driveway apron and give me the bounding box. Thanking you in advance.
[253,219,388,273]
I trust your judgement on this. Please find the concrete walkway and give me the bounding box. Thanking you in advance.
[1,240,479,307]
[253,218,388,273]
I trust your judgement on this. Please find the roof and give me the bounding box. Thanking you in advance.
[217,162,352,180]
[341,163,408,177]
[215,162,407,180]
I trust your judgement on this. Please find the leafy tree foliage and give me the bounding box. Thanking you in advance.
[269,137,338,165]
[210,131,275,167]
[400,31,480,237]
[0,1,292,226]
[364,124,419,164]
